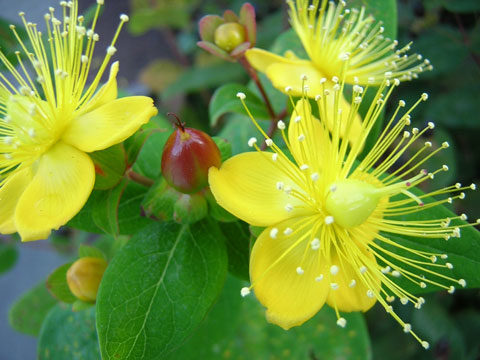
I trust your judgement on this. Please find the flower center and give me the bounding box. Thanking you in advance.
[325,179,380,228]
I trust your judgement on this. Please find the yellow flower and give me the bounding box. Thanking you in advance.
[0,0,157,241]
[245,0,431,96]
[209,76,475,348]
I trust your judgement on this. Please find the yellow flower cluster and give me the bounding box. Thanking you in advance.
[208,0,475,349]
[0,0,157,241]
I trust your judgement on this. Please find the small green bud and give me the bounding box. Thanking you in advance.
[66,257,108,302]
[173,193,208,224]
[214,22,246,52]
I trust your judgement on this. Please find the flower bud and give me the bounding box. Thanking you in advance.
[66,257,108,302]
[161,116,221,194]
[197,3,256,61]
[214,23,246,52]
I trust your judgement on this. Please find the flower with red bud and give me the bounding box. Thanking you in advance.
[161,114,221,194]
[197,3,256,61]
[66,257,108,303]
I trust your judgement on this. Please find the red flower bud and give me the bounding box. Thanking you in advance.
[161,115,221,194]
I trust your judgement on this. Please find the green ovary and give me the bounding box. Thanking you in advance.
[325,179,380,228]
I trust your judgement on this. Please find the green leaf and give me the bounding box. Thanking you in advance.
[46,263,77,303]
[96,220,228,359]
[387,188,480,293]
[72,300,94,312]
[209,83,269,127]
[168,276,372,360]
[37,304,100,360]
[348,0,398,39]
[425,84,479,129]
[142,177,180,221]
[78,244,106,260]
[69,181,153,236]
[0,243,18,274]
[412,300,467,358]
[128,0,200,34]
[117,181,155,234]
[219,221,250,281]
[92,178,129,236]
[442,0,480,13]
[93,234,129,261]
[218,113,270,155]
[413,26,468,78]
[0,18,28,71]
[132,129,171,179]
[124,115,169,166]
[9,281,57,336]
[163,62,245,99]
[249,225,265,238]
[173,193,208,224]
[212,136,232,162]
[256,11,284,49]
[90,144,127,190]
[455,310,480,357]
[68,194,104,234]
[270,29,307,58]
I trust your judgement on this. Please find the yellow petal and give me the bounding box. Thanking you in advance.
[14,142,95,241]
[245,48,291,73]
[208,152,312,227]
[323,91,363,147]
[250,217,330,329]
[326,248,380,312]
[77,61,119,115]
[62,96,157,153]
[7,96,53,140]
[265,60,325,96]
[288,99,326,174]
[0,167,32,234]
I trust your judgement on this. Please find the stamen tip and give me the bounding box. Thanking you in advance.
[336,317,347,328]
[247,137,257,147]
[330,265,339,275]
[269,227,278,239]
[240,287,250,297]
[236,92,246,100]
[324,215,334,225]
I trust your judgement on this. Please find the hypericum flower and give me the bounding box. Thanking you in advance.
[209,75,476,348]
[245,0,432,96]
[0,0,157,241]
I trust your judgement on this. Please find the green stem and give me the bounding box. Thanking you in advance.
[126,169,154,187]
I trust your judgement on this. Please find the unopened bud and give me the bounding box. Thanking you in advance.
[161,114,221,193]
[214,22,246,52]
[66,257,107,302]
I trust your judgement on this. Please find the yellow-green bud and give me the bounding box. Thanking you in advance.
[66,257,108,302]
[214,22,246,52]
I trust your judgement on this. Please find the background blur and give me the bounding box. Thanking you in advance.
[0,0,479,359]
